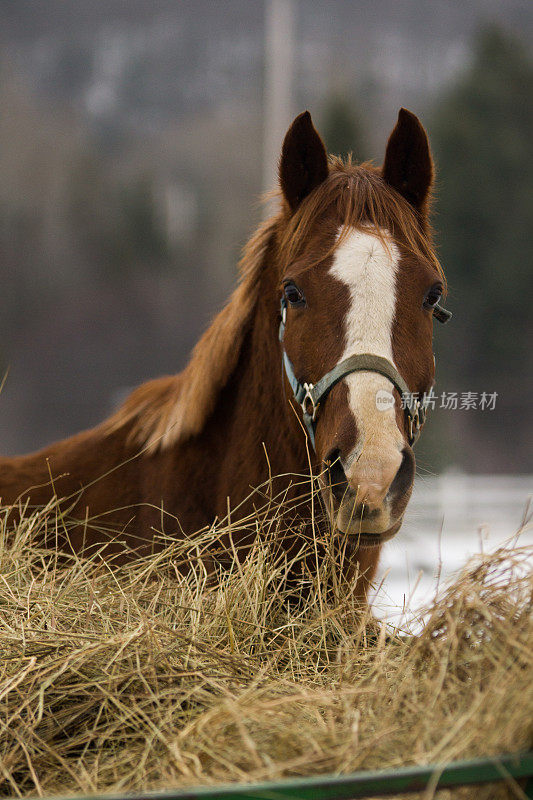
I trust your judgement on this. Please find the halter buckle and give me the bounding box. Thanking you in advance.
[301,382,319,421]
[408,399,421,444]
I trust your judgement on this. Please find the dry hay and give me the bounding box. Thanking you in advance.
[0,490,531,800]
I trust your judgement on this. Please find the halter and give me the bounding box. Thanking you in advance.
[279,296,451,450]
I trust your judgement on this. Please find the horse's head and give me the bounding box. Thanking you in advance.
[276,109,447,548]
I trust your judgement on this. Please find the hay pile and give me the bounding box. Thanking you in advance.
[0,496,531,800]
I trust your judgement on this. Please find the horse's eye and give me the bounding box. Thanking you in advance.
[284,282,306,307]
[423,284,443,310]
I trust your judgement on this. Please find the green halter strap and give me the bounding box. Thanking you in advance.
[279,296,451,450]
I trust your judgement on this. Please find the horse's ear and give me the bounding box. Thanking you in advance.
[279,111,329,212]
[382,108,434,215]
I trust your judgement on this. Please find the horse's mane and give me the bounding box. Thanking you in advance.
[108,159,444,453]
[106,215,277,452]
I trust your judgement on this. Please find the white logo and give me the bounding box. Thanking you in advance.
[375,389,395,411]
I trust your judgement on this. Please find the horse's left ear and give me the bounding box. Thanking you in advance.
[382,108,434,215]
[279,111,329,212]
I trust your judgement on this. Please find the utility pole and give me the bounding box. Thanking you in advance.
[262,0,296,213]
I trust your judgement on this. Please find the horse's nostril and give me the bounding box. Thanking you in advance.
[389,447,415,498]
[325,449,350,502]
[357,504,379,520]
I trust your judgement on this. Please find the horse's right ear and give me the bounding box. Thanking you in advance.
[279,111,329,212]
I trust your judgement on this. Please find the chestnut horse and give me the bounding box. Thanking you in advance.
[0,109,449,599]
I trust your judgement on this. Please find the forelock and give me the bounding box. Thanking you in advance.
[277,158,445,289]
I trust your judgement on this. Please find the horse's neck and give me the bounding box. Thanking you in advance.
[207,278,311,500]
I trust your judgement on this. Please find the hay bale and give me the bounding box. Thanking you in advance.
[0,497,531,799]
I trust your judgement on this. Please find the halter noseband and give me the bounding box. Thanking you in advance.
[279,296,451,450]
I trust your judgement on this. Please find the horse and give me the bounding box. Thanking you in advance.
[0,108,449,601]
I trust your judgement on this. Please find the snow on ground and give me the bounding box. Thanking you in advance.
[371,473,533,629]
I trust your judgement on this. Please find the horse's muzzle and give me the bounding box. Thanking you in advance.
[322,447,415,541]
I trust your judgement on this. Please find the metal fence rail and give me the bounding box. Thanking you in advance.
[40,751,533,800]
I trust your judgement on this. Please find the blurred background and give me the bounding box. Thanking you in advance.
[0,1,531,477]
[2,0,531,619]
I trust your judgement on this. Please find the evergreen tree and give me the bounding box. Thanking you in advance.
[427,26,533,471]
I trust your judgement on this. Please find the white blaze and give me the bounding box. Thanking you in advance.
[329,228,404,471]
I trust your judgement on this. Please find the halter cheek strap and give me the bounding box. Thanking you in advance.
[279,296,451,450]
